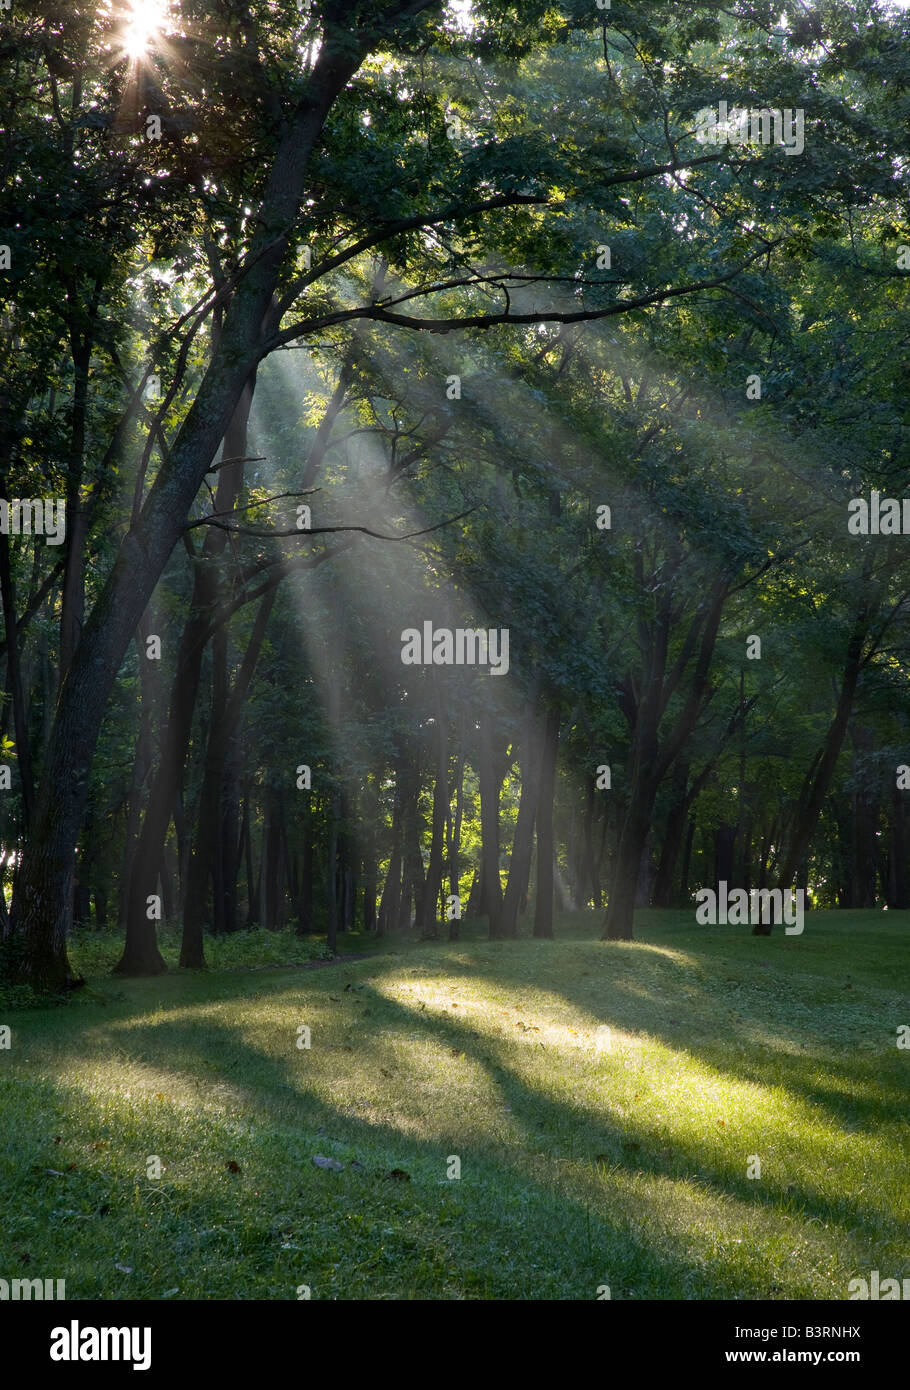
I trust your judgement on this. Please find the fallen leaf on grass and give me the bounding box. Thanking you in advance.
[387,1168,411,1182]
[225,1160,242,1174]
[312,1155,343,1172]
[114,1263,133,1275]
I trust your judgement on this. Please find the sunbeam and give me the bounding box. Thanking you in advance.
[122,0,169,59]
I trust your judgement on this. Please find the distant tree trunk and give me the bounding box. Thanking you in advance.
[465,867,480,919]
[888,782,908,909]
[93,884,108,931]
[653,762,690,908]
[848,726,879,907]
[500,700,542,938]
[326,782,341,952]
[714,822,736,892]
[399,769,425,937]
[113,623,163,969]
[757,816,777,890]
[116,714,152,931]
[0,525,34,831]
[264,788,283,929]
[363,849,377,932]
[603,578,728,941]
[581,769,603,909]
[297,800,315,935]
[568,798,583,909]
[242,788,257,927]
[678,813,696,905]
[339,787,355,931]
[219,730,242,934]
[447,710,466,940]
[477,715,504,931]
[360,773,378,933]
[378,770,403,937]
[773,600,871,908]
[533,703,560,938]
[181,590,275,965]
[420,688,447,938]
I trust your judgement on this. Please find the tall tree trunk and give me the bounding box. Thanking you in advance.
[888,782,908,909]
[59,336,92,687]
[533,703,560,939]
[447,709,466,940]
[653,762,691,908]
[263,787,283,930]
[116,378,255,973]
[419,681,447,938]
[764,601,871,932]
[580,768,603,909]
[13,33,370,991]
[398,759,424,937]
[0,524,34,832]
[221,730,242,932]
[326,783,341,953]
[477,715,503,931]
[297,799,314,934]
[678,813,696,905]
[714,822,736,892]
[181,590,276,965]
[500,698,542,938]
[377,770,403,937]
[243,786,257,926]
[603,579,728,941]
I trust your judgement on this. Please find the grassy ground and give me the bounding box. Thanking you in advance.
[1,910,907,1300]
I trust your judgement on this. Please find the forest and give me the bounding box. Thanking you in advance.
[0,0,908,1311]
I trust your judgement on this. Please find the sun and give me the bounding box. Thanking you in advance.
[123,0,168,59]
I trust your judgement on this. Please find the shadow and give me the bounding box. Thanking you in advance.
[34,934,905,1297]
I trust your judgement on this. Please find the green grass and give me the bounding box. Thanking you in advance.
[67,925,351,978]
[1,910,907,1300]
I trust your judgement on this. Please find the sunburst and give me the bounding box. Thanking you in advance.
[122,0,169,60]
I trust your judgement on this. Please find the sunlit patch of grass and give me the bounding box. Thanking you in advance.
[1,911,907,1299]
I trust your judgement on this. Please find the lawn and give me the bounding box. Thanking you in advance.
[1,910,907,1300]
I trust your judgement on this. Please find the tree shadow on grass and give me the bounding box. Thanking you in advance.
[46,958,901,1297]
[26,1014,734,1298]
[442,939,908,1255]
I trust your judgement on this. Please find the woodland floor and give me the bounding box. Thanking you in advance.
[1,909,907,1299]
